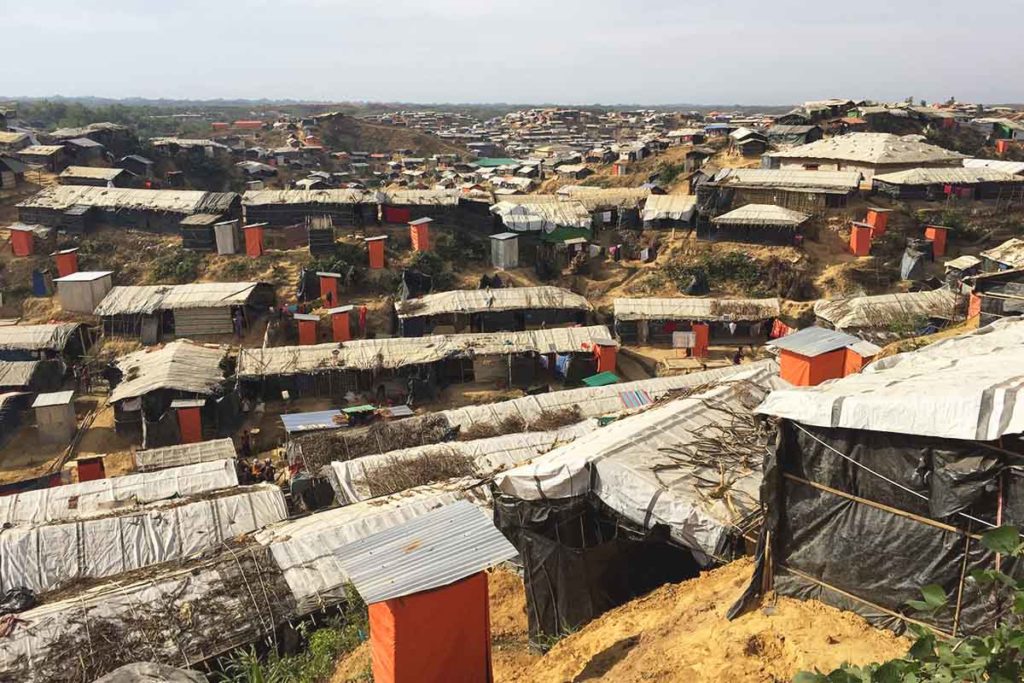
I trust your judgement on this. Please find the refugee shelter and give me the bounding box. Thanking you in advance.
[0,482,285,596]
[242,189,374,226]
[741,318,1024,638]
[640,194,697,229]
[489,197,592,240]
[394,286,591,336]
[57,166,130,188]
[377,189,461,224]
[0,360,64,393]
[613,297,780,347]
[980,237,1024,272]
[236,326,614,401]
[494,365,776,639]
[108,341,232,447]
[872,167,1024,200]
[0,155,27,189]
[16,186,240,233]
[767,326,879,386]
[93,281,274,340]
[54,270,113,314]
[814,289,960,340]
[15,145,66,172]
[964,269,1024,326]
[133,437,238,472]
[698,168,861,212]
[556,186,651,229]
[708,204,809,245]
[0,322,91,361]
[763,133,966,182]
[334,501,517,683]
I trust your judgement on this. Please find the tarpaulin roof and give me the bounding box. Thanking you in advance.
[980,237,1024,268]
[110,341,227,402]
[963,158,1024,175]
[237,325,610,377]
[766,133,966,165]
[241,189,373,206]
[0,361,40,387]
[0,323,82,352]
[490,199,592,232]
[813,289,959,330]
[94,282,269,316]
[0,485,285,596]
[58,166,126,181]
[614,297,780,322]
[873,167,1023,186]
[377,189,460,206]
[711,168,861,193]
[0,459,238,526]
[395,286,591,319]
[757,317,1024,441]
[711,204,810,227]
[333,501,517,604]
[327,422,599,505]
[441,360,777,433]
[640,194,697,221]
[16,186,237,214]
[556,186,651,210]
[134,438,237,472]
[494,364,777,562]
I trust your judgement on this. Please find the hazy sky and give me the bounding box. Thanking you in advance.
[5,0,1023,105]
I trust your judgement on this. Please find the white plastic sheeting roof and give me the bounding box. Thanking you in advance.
[766,133,966,165]
[489,199,592,232]
[711,204,810,227]
[495,364,777,563]
[640,194,697,222]
[0,459,238,526]
[236,325,610,377]
[440,360,777,432]
[814,289,959,330]
[94,282,267,316]
[134,438,237,472]
[873,167,1022,186]
[0,485,285,595]
[712,168,862,193]
[327,421,599,505]
[395,286,591,319]
[16,186,237,214]
[757,317,1024,441]
[242,189,372,206]
[0,323,82,352]
[980,238,1024,268]
[614,297,780,322]
[110,341,227,402]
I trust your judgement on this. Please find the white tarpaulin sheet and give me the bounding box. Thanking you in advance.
[326,421,598,505]
[0,485,286,594]
[394,286,591,319]
[0,459,238,525]
[441,361,776,432]
[757,317,1024,441]
[495,364,776,562]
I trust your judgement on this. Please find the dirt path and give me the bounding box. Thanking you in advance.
[507,559,909,683]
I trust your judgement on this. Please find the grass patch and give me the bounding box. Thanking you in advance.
[150,250,202,283]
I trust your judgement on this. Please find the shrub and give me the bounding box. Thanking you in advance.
[150,250,201,283]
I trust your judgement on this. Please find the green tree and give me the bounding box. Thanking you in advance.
[796,526,1024,682]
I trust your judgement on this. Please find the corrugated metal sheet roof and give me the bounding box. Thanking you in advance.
[0,323,82,352]
[134,438,237,472]
[332,500,517,604]
[767,326,862,356]
[32,391,73,408]
[767,133,966,165]
[981,238,1024,268]
[614,297,780,322]
[16,186,237,214]
[281,410,346,434]
[873,167,1022,186]
[237,325,611,377]
[395,286,591,318]
[242,189,372,206]
[711,204,810,227]
[110,341,227,403]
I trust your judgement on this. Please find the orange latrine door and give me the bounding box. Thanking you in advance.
[370,572,493,683]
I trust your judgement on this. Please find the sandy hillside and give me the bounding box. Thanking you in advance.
[506,558,909,683]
